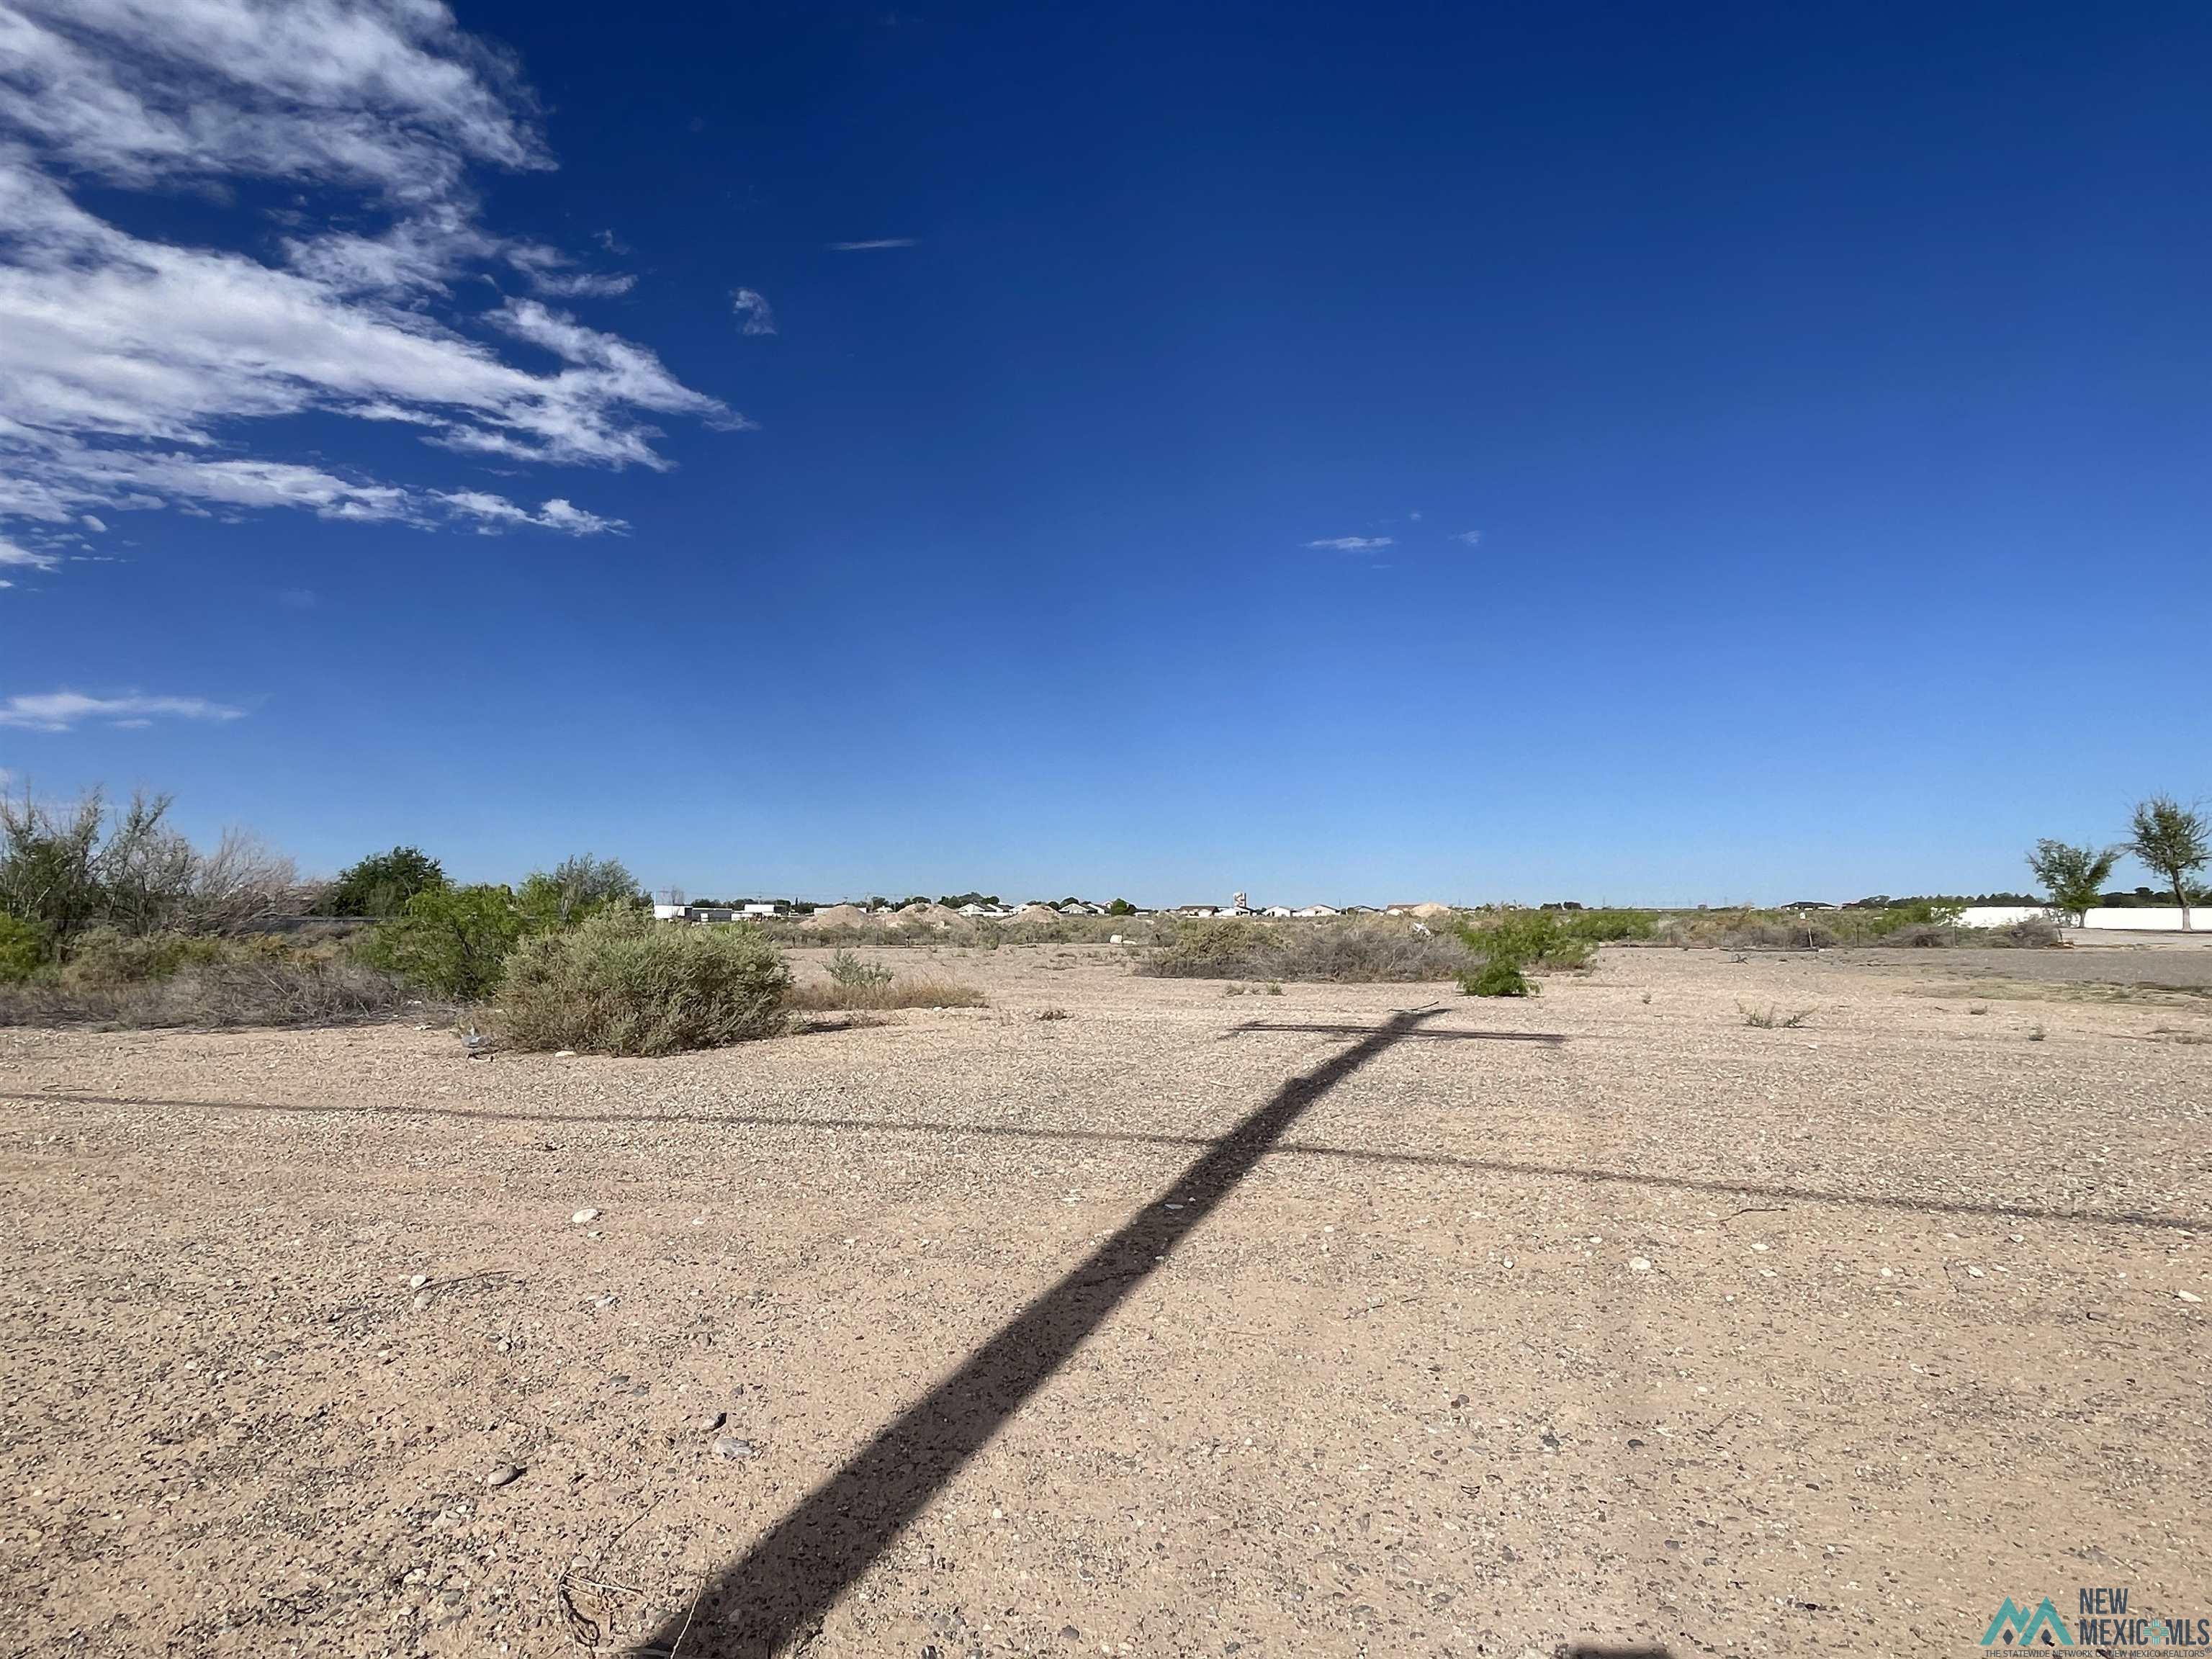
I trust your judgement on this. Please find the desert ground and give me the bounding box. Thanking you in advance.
[2,939,2208,1658]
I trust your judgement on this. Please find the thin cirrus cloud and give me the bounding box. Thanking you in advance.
[1305,536,1395,552]
[0,0,737,582]
[825,238,918,251]
[0,691,246,732]
[731,288,777,336]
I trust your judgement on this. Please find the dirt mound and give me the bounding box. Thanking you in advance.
[891,903,966,930]
[804,904,872,928]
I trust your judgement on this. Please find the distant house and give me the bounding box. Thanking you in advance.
[655,901,779,924]
[1292,904,1340,918]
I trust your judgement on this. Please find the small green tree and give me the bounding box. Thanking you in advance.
[516,854,643,931]
[2128,796,2209,930]
[2026,839,2119,928]
[323,846,447,918]
[360,884,521,997]
[0,789,104,950]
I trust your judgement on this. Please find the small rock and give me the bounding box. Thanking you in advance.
[570,1208,599,1225]
[1629,1256,1652,1272]
[711,1436,757,1461]
[485,1465,522,1489]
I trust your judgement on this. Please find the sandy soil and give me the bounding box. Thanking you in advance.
[1,943,2207,1658]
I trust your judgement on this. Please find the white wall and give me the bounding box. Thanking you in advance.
[1955,904,2200,932]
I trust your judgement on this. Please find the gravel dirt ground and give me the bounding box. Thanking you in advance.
[2,943,2208,1658]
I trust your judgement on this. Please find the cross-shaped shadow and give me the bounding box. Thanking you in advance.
[624,1007,1465,1657]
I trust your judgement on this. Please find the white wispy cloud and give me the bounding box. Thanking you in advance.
[826,238,917,251]
[435,490,625,535]
[0,0,732,567]
[1453,530,1483,547]
[1305,536,1394,552]
[0,536,58,570]
[0,690,245,732]
[731,287,776,336]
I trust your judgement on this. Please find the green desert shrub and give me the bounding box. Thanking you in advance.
[498,909,793,1056]
[1561,908,1655,943]
[1460,958,1537,997]
[1452,909,1594,970]
[825,948,894,989]
[0,911,48,982]
[359,884,523,999]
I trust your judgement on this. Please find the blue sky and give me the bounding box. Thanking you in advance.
[2,1,2207,905]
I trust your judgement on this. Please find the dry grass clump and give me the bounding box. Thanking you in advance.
[1140,917,1473,982]
[786,978,986,1012]
[0,936,410,1030]
[498,909,791,1056]
[781,948,987,1011]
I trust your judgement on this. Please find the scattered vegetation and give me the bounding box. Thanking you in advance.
[498,907,792,1056]
[1656,904,2059,950]
[1138,917,1473,982]
[0,934,410,1030]
[0,787,304,956]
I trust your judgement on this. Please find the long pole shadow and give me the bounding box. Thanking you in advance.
[624,1007,1444,1658]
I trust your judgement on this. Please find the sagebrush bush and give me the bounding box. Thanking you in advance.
[498,909,792,1055]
